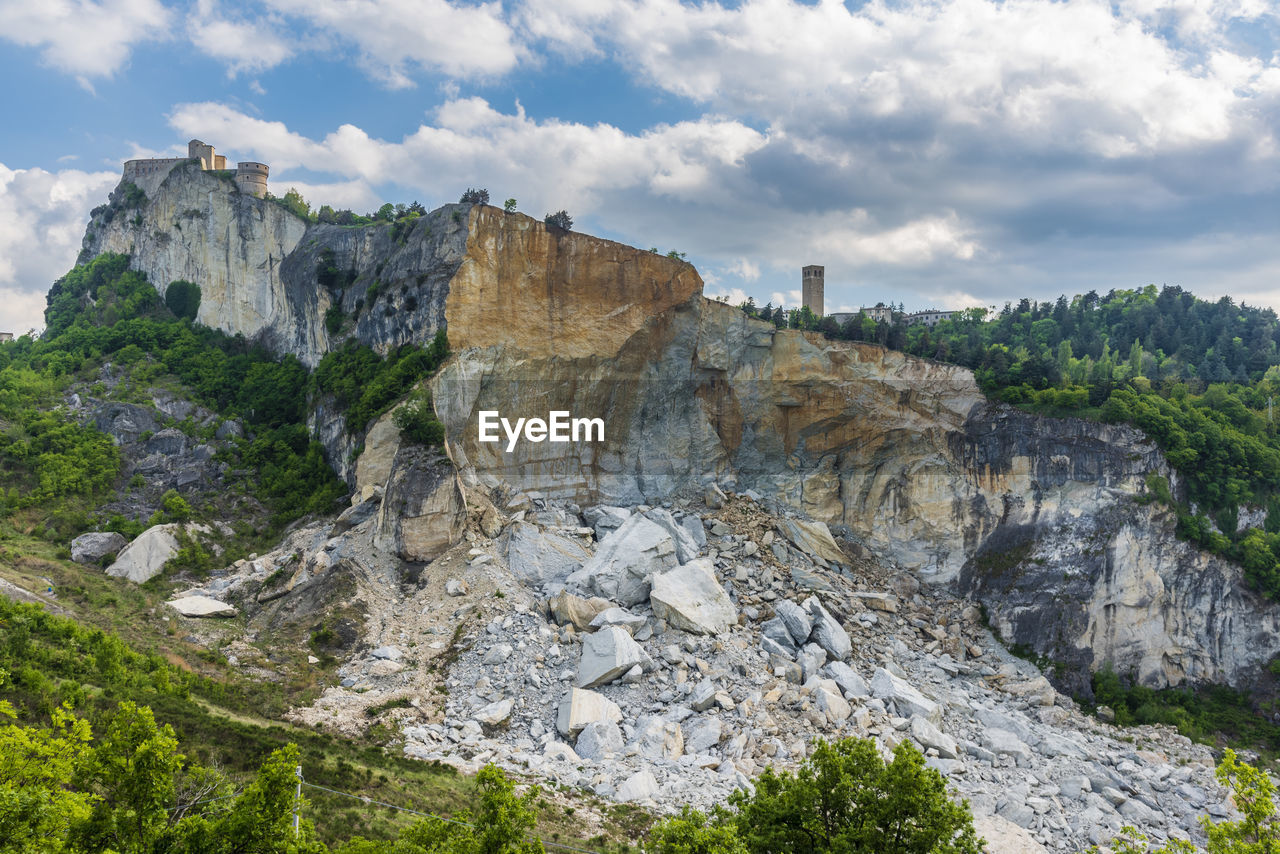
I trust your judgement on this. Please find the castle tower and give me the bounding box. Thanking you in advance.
[235,162,269,198]
[802,265,824,317]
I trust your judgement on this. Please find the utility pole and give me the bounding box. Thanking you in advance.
[293,765,302,838]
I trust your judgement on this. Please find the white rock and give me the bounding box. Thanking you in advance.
[825,661,870,698]
[684,717,723,754]
[483,644,513,665]
[983,728,1033,762]
[566,515,678,606]
[503,522,591,588]
[575,720,625,760]
[814,684,852,723]
[70,531,127,565]
[616,769,660,803]
[167,595,238,618]
[474,699,513,727]
[779,518,847,564]
[557,687,623,736]
[909,715,958,759]
[588,607,647,635]
[106,524,189,583]
[870,668,941,725]
[370,646,403,661]
[798,643,828,682]
[445,578,468,596]
[635,715,684,760]
[650,559,737,635]
[576,626,646,688]
[643,508,702,563]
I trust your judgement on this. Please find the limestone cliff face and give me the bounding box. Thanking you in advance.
[79,168,1280,690]
[83,165,309,342]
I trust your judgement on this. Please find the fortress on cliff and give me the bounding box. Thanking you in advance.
[122,139,268,199]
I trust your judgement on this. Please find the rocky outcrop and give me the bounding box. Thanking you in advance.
[375,445,466,563]
[83,166,309,344]
[77,167,1280,692]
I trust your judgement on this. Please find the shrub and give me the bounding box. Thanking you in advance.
[165,280,201,321]
[392,392,445,447]
[503,198,517,213]
[543,210,573,231]
[728,738,983,854]
[459,188,490,205]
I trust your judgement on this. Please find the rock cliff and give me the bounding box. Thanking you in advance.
[80,168,1280,692]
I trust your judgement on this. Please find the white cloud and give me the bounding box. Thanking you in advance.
[520,0,1280,156]
[262,0,520,85]
[189,0,295,75]
[167,98,767,217]
[0,164,119,334]
[0,0,170,78]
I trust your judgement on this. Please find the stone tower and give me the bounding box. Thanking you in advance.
[802,265,824,316]
[235,162,269,198]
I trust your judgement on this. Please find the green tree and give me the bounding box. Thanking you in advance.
[0,673,96,854]
[378,764,543,854]
[543,211,572,231]
[165,280,201,321]
[648,806,747,854]
[72,701,184,853]
[728,738,983,854]
[503,199,517,213]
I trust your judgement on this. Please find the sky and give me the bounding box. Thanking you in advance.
[1,0,1279,335]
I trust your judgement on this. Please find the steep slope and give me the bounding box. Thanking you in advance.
[80,167,1280,693]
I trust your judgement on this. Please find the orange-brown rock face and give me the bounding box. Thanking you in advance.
[445,206,703,359]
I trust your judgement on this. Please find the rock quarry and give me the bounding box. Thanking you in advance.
[76,165,1280,850]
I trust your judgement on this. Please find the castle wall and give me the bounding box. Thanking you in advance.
[122,158,188,197]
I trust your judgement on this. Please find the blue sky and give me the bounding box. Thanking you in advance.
[2,0,1280,335]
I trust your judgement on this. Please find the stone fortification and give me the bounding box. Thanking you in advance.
[121,139,267,198]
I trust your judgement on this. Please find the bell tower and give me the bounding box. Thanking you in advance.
[802,265,824,316]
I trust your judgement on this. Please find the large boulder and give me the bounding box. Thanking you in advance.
[616,769,659,803]
[575,720,624,760]
[376,447,466,562]
[502,521,591,589]
[634,715,684,760]
[909,715,958,759]
[870,668,941,725]
[649,559,736,635]
[642,508,701,563]
[557,688,623,736]
[548,591,613,630]
[167,595,237,618]
[773,600,812,646]
[582,505,631,539]
[779,518,847,565]
[576,626,646,688]
[806,597,852,661]
[106,524,186,583]
[70,531,127,565]
[566,514,678,606]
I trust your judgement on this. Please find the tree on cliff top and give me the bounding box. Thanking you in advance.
[460,188,490,205]
[543,210,572,231]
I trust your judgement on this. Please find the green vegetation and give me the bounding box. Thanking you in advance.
[392,391,445,447]
[543,210,573,231]
[164,279,201,321]
[313,331,449,435]
[1089,665,1280,756]
[646,738,982,854]
[1,253,344,538]
[733,285,1280,598]
[459,188,489,205]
